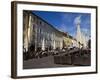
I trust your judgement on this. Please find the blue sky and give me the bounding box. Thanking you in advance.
[32,11,91,38]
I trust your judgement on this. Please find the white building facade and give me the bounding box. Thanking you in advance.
[23,11,64,53]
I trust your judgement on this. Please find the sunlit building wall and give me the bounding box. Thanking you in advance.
[23,11,65,53]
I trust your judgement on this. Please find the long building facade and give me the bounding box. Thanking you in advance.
[23,11,67,53]
[23,10,82,57]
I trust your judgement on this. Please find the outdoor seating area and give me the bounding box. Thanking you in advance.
[23,49,63,60]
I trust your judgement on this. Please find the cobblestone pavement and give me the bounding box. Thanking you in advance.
[23,55,75,69]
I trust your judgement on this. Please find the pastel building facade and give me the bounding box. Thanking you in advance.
[23,11,65,53]
[23,11,82,55]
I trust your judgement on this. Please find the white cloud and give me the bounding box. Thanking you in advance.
[74,15,81,25]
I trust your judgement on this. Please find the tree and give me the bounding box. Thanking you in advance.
[88,39,91,49]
